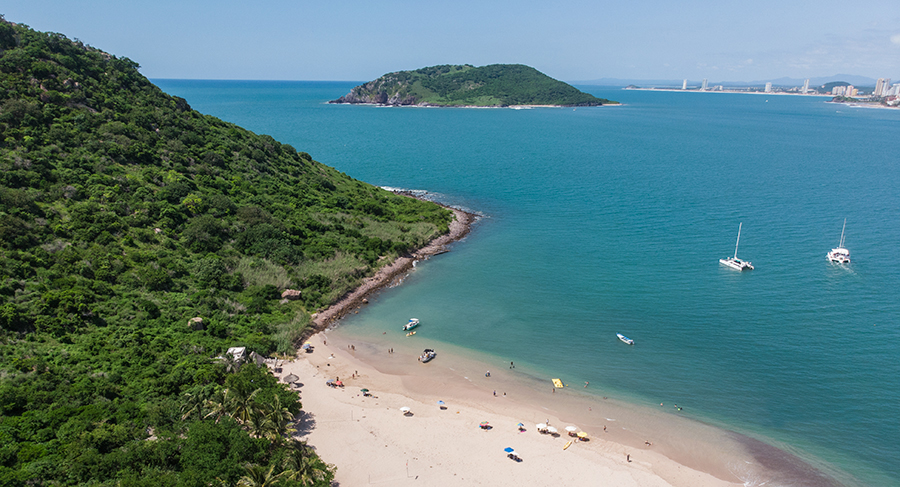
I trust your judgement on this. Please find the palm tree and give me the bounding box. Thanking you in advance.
[246,404,271,439]
[236,463,283,487]
[264,394,296,442]
[280,439,335,486]
[230,387,262,424]
[180,391,205,421]
[203,388,231,422]
[203,387,262,425]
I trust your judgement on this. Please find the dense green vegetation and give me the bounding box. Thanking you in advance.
[331,64,618,107]
[0,16,453,486]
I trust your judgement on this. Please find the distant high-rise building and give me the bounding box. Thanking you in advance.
[875,78,885,96]
[802,79,810,93]
[682,79,687,90]
[765,82,772,93]
[701,78,708,91]
[847,85,856,96]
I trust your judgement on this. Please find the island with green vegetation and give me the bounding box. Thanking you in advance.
[0,16,454,486]
[330,64,618,107]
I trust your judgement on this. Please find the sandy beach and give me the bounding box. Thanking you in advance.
[279,333,741,487]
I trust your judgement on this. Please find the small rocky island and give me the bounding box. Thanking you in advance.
[330,64,618,107]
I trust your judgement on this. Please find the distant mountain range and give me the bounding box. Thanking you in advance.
[572,74,881,88]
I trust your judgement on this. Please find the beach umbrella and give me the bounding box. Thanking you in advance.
[565,426,578,433]
[301,343,311,350]
[437,400,445,406]
[360,388,369,393]
[517,422,524,428]
[283,373,299,384]
[577,431,588,438]
[547,426,558,434]
[400,407,411,414]
[504,447,515,452]
[326,379,334,384]
[480,421,489,426]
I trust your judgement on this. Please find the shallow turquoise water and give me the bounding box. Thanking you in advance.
[156,80,900,485]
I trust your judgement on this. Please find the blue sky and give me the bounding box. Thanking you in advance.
[4,0,899,82]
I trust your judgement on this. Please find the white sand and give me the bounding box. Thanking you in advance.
[279,335,741,487]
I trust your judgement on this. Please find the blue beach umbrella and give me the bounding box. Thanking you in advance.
[437,400,445,406]
[504,447,515,453]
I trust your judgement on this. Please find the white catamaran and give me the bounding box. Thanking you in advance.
[720,222,754,271]
[827,219,850,264]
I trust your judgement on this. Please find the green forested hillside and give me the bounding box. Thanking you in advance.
[0,16,451,486]
[330,64,618,107]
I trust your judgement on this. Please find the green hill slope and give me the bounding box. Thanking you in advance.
[330,64,618,107]
[0,16,451,486]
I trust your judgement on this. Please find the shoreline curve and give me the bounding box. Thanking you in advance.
[305,192,476,334]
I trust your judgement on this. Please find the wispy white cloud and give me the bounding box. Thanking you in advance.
[891,33,900,45]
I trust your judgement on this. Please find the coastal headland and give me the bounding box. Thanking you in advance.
[307,192,476,333]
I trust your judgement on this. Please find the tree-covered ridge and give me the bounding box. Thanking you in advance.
[330,64,618,107]
[0,16,452,486]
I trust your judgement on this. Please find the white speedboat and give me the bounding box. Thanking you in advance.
[419,348,436,363]
[617,333,634,345]
[720,223,754,271]
[402,318,420,331]
[827,219,850,264]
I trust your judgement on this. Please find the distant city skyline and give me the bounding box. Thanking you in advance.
[3,1,899,82]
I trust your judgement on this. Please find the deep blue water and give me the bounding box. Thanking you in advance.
[155,80,900,485]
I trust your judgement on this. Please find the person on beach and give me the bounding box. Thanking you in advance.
[584,381,589,388]
[493,390,497,396]
[485,371,490,377]
[510,361,514,369]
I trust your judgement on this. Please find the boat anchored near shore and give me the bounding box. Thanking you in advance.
[617,333,634,345]
[719,222,754,271]
[402,318,420,331]
[418,348,436,363]
[827,219,850,264]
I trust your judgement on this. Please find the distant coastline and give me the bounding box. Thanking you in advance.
[625,87,833,97]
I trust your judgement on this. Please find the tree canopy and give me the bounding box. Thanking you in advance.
[331,63,619,107]
[0,15,452,486]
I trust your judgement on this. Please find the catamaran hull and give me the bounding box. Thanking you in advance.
[719,258,753,271]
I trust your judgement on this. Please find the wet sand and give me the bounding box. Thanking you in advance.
[282,334,741,487]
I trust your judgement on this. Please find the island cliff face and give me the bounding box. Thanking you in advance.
[330,64,618,107]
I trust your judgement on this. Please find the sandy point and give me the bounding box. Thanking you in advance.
[277,335,740,487]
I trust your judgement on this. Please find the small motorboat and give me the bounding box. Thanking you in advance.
[402,318,420,331]
[617,333,634,345]
[419,348,436,363]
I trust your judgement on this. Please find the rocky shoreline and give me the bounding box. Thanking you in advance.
[305,195,476,334]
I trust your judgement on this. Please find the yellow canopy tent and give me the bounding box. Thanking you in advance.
[551,378,564,388]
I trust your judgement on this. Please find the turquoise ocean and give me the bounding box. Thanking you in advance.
[155,80,900,486]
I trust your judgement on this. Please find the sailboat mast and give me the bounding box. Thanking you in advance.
[839,219,846,248]
[734,222,742,259]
